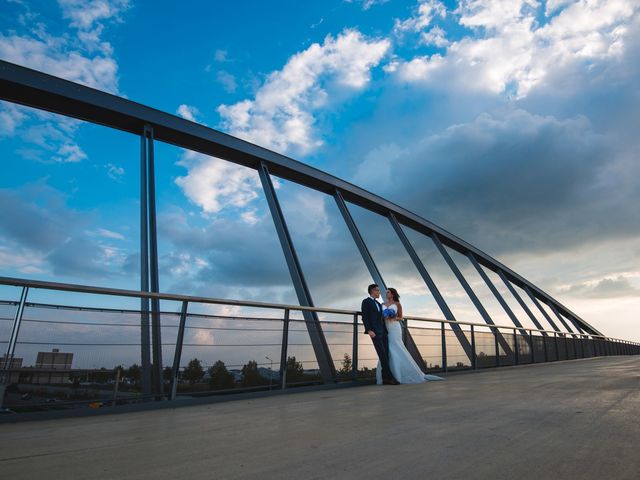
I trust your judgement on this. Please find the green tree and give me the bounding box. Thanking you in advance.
[183,358,204,384]
[340,353,352,375]
[241,360,266,387]
[126,363,141,383]
[286,356,305,383]
[208,360,235,389]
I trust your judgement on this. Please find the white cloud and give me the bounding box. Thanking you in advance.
[105,162,125,180]
[58,0,129,30]
[345,0,391,10]
[216,70,237,93]
[421,26,449,47]
[53,143,87,163]
[0,0,128,167]
[0,102,28,136]
[177,104,200,122]
[217,29,390,156]
[391,0,638,98]
[394,0,447,35]
[178,29,389,218]
[214,49,228,62]
[0,32,119,92]
[175,150,262,215]
[97,228,125,240]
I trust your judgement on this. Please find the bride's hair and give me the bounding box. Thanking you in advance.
[388,288,400,302]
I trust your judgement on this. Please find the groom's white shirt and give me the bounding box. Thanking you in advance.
[369,296,382,311]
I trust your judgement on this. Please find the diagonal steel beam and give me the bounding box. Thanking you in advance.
[333,191,427,371]
[388,213,473,362]
[547,302,578,335]
[524,286,561,332]
[431,233,514,357]
[565,314,585,335]
[467,252,529,337]
[497,270,548,336]
[258,163,336,383]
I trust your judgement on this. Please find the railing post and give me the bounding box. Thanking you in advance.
[514,328,519,365]
[554,332,559,361]
[170,300,189,401]
[1,287,29,391]
[280,309,290,389]
[352,313,359,381]
[494,327,500,367]
[543,334,548,362]
[441,322,447,373]
[564,333,569,360]
[471,325,477,370]
[528,329,534,363]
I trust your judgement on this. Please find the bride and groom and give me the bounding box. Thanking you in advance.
[361,284,443,385]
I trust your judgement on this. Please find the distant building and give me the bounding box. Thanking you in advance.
[32,348,74,384]
[36,348,73,370]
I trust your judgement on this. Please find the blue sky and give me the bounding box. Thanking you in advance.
[1,0,639,368]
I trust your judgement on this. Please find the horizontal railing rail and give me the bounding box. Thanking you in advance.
[0,276,636,345]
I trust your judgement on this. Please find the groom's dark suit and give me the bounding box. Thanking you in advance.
[361,297,394,382]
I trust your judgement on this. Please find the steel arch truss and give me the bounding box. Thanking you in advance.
[0,61,604,386]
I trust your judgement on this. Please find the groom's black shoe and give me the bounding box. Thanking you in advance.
[383,378,400,385]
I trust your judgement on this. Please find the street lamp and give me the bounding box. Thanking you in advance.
[265,356,273,390]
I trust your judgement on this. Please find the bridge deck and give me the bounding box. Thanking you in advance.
[1,357,638,479]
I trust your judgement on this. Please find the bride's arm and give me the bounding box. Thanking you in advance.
[396,302,403,321]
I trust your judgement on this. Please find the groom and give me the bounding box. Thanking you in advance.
[361,284,399,385]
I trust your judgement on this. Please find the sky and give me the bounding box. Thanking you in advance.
[0,0,638,370]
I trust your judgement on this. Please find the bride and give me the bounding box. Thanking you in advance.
[376,287,444,385]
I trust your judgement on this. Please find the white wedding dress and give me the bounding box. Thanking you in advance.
[376,304,444,384]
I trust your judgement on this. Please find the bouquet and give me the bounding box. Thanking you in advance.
[383,308,397,319]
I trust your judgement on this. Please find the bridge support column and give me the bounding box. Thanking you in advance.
[140,126,162,397]
[259,163,335,383]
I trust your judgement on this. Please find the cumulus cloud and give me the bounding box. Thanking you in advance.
[217,29,390,156]
[391,0,637,98]
[216,70,237,93]
[175,151,262,215]
[355,108,639,254]
[177,104,200,122]
[0,182,129,279]
[0,0,128,166]
[561,275,639,299]
[394,0,447,35]
[177,29,390,219]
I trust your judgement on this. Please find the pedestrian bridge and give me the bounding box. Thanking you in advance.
[1,356,638,480]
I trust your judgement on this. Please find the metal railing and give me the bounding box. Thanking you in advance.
[1,276,638,413]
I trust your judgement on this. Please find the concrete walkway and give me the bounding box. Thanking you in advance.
[1,357,638,479]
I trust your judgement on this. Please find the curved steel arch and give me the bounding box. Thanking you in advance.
[0,60,601,339]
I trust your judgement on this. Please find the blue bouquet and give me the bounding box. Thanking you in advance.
[383,308,397,319]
